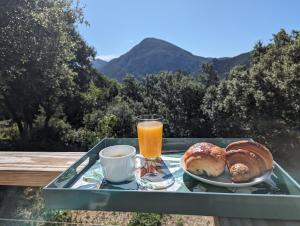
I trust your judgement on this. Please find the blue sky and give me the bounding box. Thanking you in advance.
[78,0,300,61]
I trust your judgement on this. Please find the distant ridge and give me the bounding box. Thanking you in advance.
[92,59,107,71]
[210,52,250,78]
[95,38,250,80]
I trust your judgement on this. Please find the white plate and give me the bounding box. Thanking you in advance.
[180,157,272,188]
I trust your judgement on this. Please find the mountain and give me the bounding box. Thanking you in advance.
[92,59,107,71]
[100,38,210,79]
[96,38,250,80]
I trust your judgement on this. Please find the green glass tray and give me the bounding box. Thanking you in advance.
[44,138,300,220]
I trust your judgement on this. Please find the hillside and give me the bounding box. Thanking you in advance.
[96,38,250,79]
[92,59,107,71]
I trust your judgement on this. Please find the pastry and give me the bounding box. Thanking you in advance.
[226,140,273,182]
[183,142,226,177]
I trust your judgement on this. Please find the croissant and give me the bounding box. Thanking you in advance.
[226,140,273,182]
[183,142,226,177]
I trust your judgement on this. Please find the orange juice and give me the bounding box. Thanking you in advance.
[137,121,163,158]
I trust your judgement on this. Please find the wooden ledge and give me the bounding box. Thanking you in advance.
[0,151,85,186]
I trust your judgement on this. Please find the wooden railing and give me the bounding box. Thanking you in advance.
[0,151,84,186]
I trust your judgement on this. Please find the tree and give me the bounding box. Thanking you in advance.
[202,29,300,155]
[202,65,254,136]
[198,63,219,87]
[0,0,91,139]
[121,72,210,137]
[121,75,143,103]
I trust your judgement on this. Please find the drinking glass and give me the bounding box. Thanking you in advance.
[137,114,163,159]
[136,114,174,189]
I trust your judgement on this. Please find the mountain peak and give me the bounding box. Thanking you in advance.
[137,37,182,50]
[140,37,162,42]
[139,37,168,44]
[129,37,179,54]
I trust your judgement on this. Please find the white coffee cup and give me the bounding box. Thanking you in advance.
[99,145,144,183]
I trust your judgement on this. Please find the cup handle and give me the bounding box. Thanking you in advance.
[135,154,145,169]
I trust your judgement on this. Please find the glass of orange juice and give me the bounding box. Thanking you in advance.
[136,115,174,189]
[137,115,163,159]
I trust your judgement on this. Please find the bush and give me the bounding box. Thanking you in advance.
[0,187,72,226]
[30,108,100,149]
[128,213,161,226]
[0,120,19,141]
[42,209,72,225]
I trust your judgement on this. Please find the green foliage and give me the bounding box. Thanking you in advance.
[121,75,143,102]
[121,72,211,137]
[202,65,253,136]
[29,188,71,224]
[175,218,185,226]
[128,213,161,226]
[202,29,300,154]
[107,100,136,137]
[81,82,105,108]
[0,120,19,141]
[0,187,72,225]
[198,63,219,87]
[81,77,119,112]
[0,0,93,140]
[42,210,72,225]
